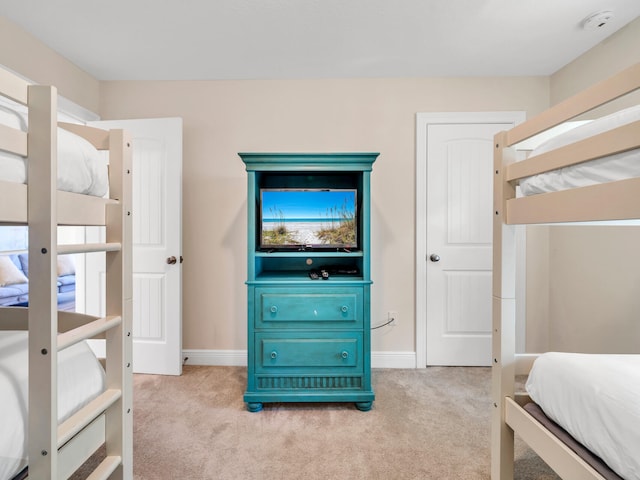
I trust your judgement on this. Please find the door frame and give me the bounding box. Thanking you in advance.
[415,112,526,368]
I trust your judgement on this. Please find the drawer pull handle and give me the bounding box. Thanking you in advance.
[341,305,349,313]
[270,351,278,359]
[341,351,349,359]
[270,305,278,314]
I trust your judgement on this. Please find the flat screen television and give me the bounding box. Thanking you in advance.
[260,188,358,250]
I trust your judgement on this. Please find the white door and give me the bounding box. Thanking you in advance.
[86,117,183,375]
[426,123,512,366]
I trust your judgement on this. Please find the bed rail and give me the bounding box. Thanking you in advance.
[494,62,640,226]
[505,63,640,147]
[0,180,120,225]
[504,399,607,480]
[0,121,27,155]
[506,120,640,181]
[0,66,28,105]
[59,121,110,150]
[0,308,120,336]
[505,176,640,224]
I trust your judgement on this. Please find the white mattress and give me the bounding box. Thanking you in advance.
[0,103,108,197]
[0,331,106,480]
[519,104,640,196]
[526,352,640,480]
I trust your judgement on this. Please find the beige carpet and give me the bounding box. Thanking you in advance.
[75,365,559,479]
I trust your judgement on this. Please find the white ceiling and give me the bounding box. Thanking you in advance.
[1,0,639,81]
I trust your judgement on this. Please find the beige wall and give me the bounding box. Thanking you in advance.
[550,17,640,104]
[98,77,548,354]
[526,16,640,353]
[2,14,638,359]
[0,17,100,113]
[547,227,640,353]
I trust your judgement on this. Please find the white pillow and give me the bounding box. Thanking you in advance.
[57,255,76,276]
[0,256,28,287]
[529,103,640,158]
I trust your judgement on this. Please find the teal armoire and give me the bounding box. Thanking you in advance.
[239,153,378,412]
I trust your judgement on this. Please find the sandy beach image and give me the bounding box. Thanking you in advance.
[261,189,357,247]
[263,221,330,245]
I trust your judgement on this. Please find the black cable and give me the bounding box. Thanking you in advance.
[371,317,395,330]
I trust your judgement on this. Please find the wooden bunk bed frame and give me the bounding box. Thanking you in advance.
[0,67,133,479]
[492,62,640,480]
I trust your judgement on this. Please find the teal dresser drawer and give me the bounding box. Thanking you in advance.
[256,332,362,372]
[256,287,362,329]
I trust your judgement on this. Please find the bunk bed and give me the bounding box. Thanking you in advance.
[0,67,133,479]
[492,62,640,480]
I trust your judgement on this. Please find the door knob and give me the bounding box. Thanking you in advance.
[166,256,177,265]
[429,254,441,262]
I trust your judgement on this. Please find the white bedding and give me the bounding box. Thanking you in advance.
[0,331,106,480]
[526,352,640,480]
[519,104,640,196]
[0,103,108,197]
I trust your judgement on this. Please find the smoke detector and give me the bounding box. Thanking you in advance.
[582,10,615,30]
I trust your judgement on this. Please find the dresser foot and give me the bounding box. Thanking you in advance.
[355,401,372,412]
[247,402,263,412]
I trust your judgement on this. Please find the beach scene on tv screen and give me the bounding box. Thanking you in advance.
[261,189,357,247]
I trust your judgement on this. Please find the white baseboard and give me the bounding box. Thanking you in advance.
[182,349,247,366]
[182,349,416,369]
[371,351,416,369]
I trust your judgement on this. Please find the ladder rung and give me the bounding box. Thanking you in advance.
[58,315,122,351]
[0,242,122,256]
[58,389,122,447]
[58,414,106,479]
[58,242,122,255]
[86,455,122,480]
[0,248,27,255]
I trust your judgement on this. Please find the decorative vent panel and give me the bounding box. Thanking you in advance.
[257,376,363,390]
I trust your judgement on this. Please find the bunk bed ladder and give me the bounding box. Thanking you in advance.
[26,84,133,479]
